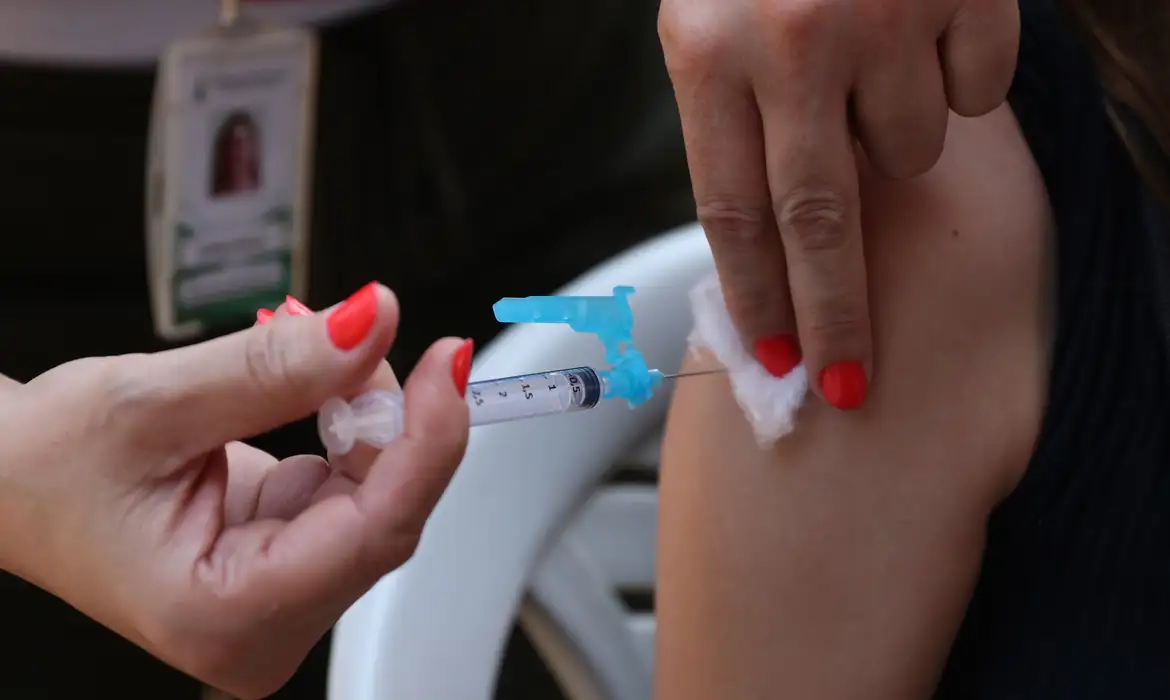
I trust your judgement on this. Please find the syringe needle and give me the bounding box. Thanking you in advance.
[660,368,727,380]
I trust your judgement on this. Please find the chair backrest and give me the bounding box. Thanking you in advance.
[518,439,662,699]
[328,222,713,700]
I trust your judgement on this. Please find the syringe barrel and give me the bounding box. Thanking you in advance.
[467,366,601,426]
[317,366,605,454]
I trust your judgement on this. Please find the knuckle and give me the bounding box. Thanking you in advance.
[863,0,908,39]
[658,3,732,78]
[760,0,835,50]
[774,187,851,252]
[697,197,772,245]
[243,325,303,399]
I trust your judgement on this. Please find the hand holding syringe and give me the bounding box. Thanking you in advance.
[317,286,723,455]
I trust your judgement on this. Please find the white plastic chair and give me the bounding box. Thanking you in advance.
[328,222,713,700]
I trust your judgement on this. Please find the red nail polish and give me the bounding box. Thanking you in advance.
[451,339,474,397]
[327,283,379,350]
[754,334,802,377]
[285,295,312,316]
[819,361,867,410]
[256,309,274,325]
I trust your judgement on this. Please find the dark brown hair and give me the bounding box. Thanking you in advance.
[1058,0,1170,194]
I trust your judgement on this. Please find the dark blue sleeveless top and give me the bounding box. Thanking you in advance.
[934,2,1170,696]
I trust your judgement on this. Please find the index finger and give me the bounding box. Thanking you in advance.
[666,59,803,377]
[755,74,873,411]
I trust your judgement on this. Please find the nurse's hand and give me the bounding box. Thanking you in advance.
[659,0,1019,409]
[0,284,473,699]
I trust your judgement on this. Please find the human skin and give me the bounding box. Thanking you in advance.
[655,105,1050,699]
[0,288,473,698]
[658,0,1020,408]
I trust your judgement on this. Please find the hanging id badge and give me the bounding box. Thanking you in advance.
[147,0,318,340]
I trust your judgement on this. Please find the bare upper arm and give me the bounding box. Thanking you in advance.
[654,106,1050,700]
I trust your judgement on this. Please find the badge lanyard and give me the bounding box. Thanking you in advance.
[147,0,318,341]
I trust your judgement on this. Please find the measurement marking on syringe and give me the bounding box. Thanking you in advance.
[465,367,602,426]
[319,365,606,453]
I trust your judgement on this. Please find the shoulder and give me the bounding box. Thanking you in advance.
[854,105,1050,495]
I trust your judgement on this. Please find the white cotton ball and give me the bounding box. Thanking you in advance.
[686,274,809,448]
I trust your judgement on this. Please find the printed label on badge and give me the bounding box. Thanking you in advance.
[148,20,317,340]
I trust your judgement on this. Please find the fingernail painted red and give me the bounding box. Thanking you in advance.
[256,308,274,325]
[754,334,802,377]
[451,339,474,397]
[819,361,867,411]
[327,283,379,350]
[285,295,312,316]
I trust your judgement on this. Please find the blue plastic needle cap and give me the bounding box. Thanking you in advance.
[492,286,661,407]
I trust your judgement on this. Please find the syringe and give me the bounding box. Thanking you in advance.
[317,366,720,455]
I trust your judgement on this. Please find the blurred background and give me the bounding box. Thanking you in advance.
[0,0,693,696]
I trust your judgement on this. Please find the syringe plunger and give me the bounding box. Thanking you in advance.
[318,390,404,455]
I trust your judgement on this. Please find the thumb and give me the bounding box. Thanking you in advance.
[208,337,470,637]
[150,282,398,451]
